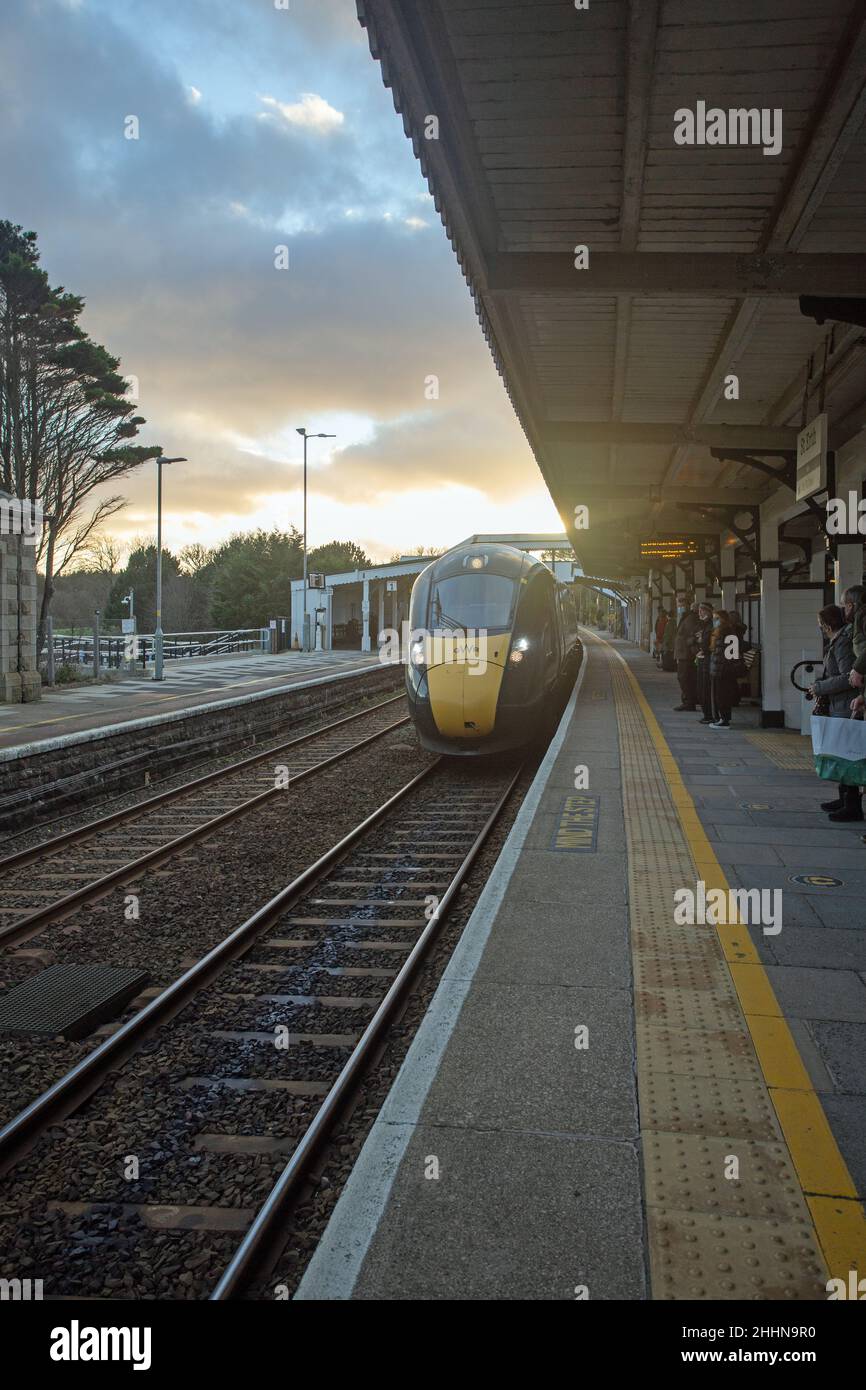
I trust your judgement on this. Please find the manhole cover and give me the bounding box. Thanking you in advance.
[0,963,149,1039]
[790,874,844,889]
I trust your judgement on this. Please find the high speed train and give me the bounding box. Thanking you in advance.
[405,541,582,755]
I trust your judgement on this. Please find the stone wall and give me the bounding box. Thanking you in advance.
[0,529,41,703]
[0,661,403,830]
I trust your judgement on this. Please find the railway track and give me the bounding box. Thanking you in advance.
[0,694,408,951]
[0,760,522,1300]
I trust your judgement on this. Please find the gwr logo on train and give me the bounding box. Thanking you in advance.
[552,795,599,853]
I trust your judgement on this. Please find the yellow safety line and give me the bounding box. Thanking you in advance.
[601,634,866,1282]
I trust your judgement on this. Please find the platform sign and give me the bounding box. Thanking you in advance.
[121,618,136,634]
[639,536,700,563]
[796,412,828,501]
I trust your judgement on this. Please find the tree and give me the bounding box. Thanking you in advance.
[209,529,303,629]
[106,544,182,633]
[80,533,123,576]
[0,221,161,651]
[308,540,371,575]
[389,544,444,562]
[178,542,215,576]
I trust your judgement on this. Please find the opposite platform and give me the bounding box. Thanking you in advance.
[0,650,381,752]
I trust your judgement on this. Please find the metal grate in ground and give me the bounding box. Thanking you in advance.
[0,963,149,1040]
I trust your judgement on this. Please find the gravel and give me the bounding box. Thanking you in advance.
[0,677,570,1300]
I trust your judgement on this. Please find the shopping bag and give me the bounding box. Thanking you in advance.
[811,715,866,785]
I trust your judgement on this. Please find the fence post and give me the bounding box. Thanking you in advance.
[46,615,55,686]
[93,610,101,680]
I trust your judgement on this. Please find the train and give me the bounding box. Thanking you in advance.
[405,541,582,755]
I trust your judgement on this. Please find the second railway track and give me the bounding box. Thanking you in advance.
[0,758,524,1300]
[0,694,409,950]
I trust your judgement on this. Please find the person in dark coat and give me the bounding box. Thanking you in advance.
[694,600,714,724]
[808,604,860,821]
[654,608,669,662]
[673,600,703,711]
[708,611,738,727]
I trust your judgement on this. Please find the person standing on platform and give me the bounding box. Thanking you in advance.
[845,586,866,694]
[673,599,702,711]
[694,601,714,724]
[808,604,860,821]
[709,610,744,729]
[654,607,669,663]
[661,592,684,673]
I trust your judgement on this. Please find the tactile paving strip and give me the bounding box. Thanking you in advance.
[593,637,828,1299]
[744,731,815,770]
[649,1210,827,1301]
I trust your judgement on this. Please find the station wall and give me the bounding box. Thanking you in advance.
[0,532,40,703]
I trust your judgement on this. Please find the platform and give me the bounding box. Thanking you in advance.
[0,651,381,752]
[298,632,866,1301]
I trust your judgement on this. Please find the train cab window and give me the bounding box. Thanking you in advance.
[430,574,516,633]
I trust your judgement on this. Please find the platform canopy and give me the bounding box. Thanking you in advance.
[357,0,866,576]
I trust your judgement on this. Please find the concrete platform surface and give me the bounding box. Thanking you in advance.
[297,632,866,1301]
[0,651,382,751]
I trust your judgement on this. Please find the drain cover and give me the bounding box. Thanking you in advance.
[0,964,149,1039]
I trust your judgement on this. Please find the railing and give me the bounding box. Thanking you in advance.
[45,629,269,674]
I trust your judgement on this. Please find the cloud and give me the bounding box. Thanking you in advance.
[1,0,549,559]
[259,92,345,134]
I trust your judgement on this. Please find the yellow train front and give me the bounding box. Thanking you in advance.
[405,542,581,756]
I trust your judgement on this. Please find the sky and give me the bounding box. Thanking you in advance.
[1,0,562,564]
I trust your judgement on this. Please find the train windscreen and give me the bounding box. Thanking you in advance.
[429,574,516,634]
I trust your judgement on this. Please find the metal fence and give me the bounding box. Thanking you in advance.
[46,628,269,676]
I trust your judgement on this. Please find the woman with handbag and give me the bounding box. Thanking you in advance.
[808,604,860,822]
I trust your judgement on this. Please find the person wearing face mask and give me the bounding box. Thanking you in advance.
[673,598,703,711]
[808,603,860,821]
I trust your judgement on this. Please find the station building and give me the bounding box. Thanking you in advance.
[292,0,866,1304]
[290,533,580,651]
[347,0,866,733]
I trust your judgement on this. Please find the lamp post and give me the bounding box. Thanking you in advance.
[153,456,186,681]
[295,428,336,651]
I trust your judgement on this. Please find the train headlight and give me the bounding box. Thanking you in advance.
[510,637,529,664]
[410,638,427,669]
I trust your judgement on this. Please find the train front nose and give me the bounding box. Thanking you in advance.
[426,635,506,741]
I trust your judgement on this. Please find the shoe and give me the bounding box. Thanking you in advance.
[827,807,864,822]
[821,798,843,812]
[698,717,713,725]
[674,705,696,712]
[711,720,731,728]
